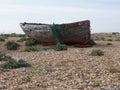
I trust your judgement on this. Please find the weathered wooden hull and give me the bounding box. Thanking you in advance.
[20,20,91,44]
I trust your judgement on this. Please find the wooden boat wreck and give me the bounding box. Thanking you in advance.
[20,20,92,46]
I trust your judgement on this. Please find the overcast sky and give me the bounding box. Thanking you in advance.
[0,0,120,34]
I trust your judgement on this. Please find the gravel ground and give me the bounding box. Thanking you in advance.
[0,37,120,90]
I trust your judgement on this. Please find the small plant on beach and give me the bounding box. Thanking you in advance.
[17,59,31,68]
[92,80,101,87]
[0,34,8,39]
[0,52,13,61]
[107,39,112,41]
[1,34,11,37]
[4,33,25,37]
[16,34,25,37]
[0,52,5,61]
[0,59,31,69]
[56,61,68,67]
[101,37,105,41]
[53,43,67,51]
[112,32,119,35]
[17,37,27,42]
[107,43,112,45]
[25,39,36,46]
[88,39,96,45]
[0,59,18,69]
[0,58,31,69]
[90,49,104,56]
[5,41,20,50]
[0,52,31,69]
[44,66,53,73]
[108,35,112,37]
[24,46,51,52]
[108,66,120,73]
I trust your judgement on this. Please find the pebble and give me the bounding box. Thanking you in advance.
[0,39,120,89]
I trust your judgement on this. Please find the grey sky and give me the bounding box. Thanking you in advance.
[0,0,120,34]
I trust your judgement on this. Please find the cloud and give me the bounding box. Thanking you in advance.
[95,0,120,3]
[0,4,120,15]
[0,1,120,33]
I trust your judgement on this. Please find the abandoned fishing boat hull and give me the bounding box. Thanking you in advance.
[20,20,91,44]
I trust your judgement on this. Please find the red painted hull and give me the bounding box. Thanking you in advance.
[37,38,88,44]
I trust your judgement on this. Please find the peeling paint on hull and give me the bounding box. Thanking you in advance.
[20,20,91,45]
